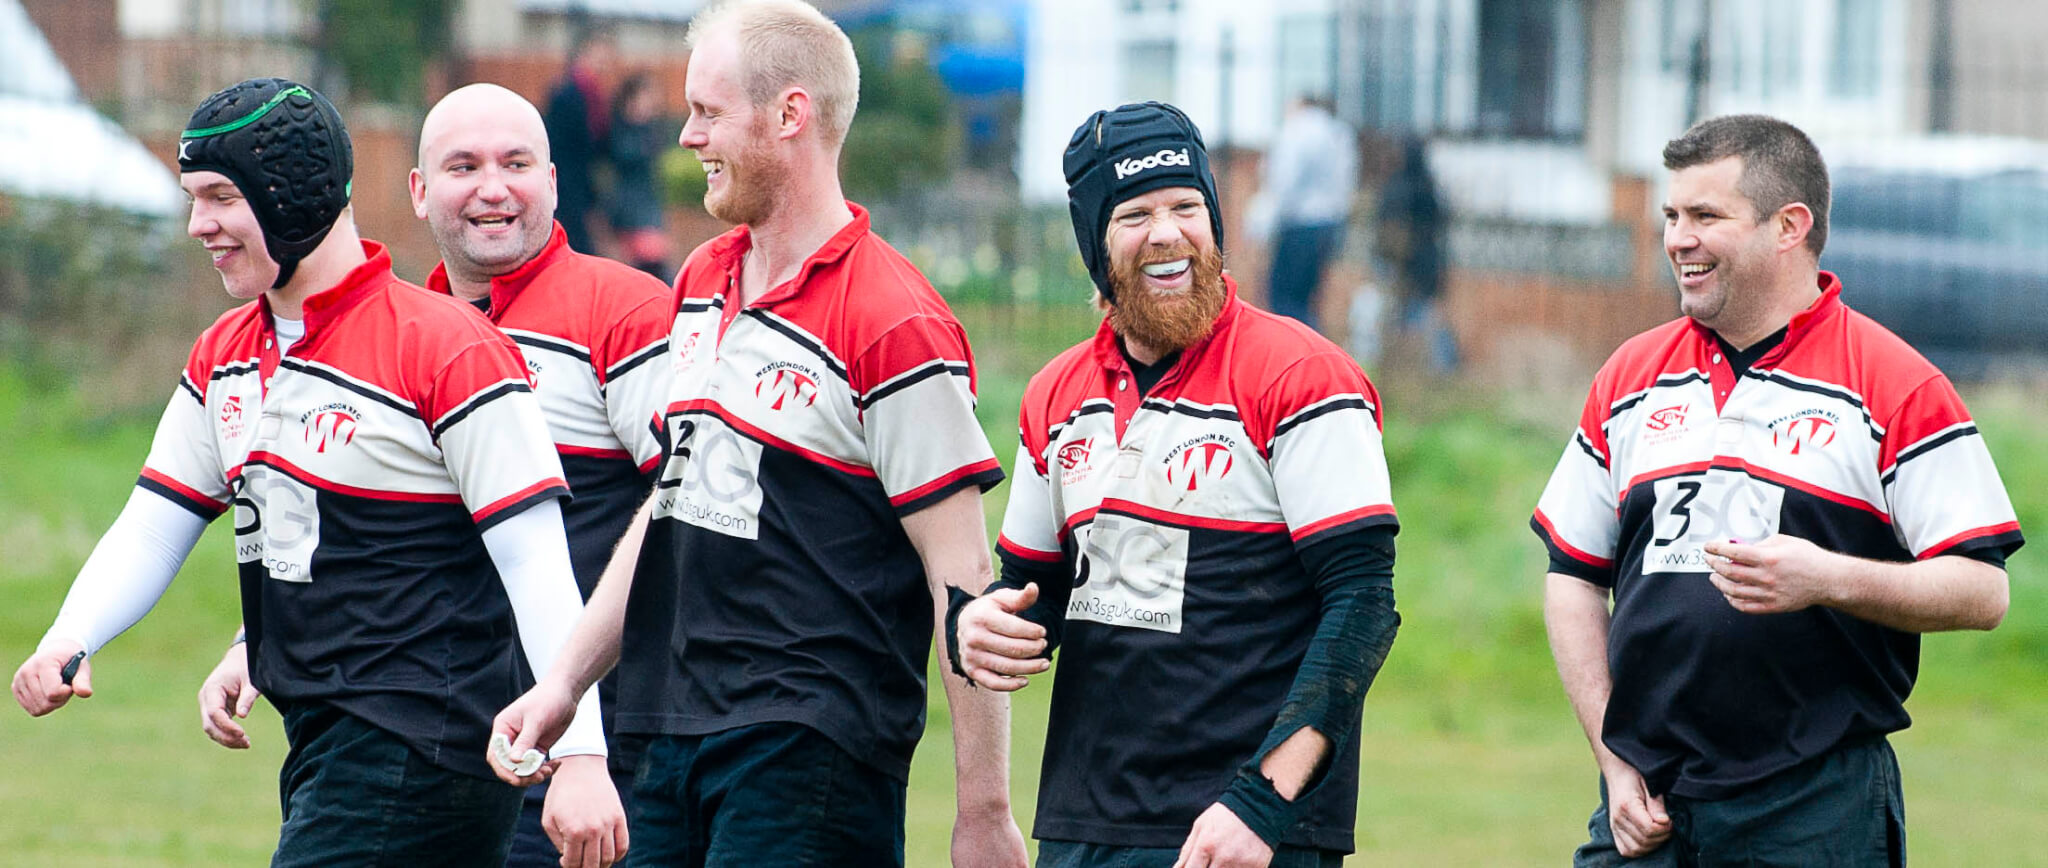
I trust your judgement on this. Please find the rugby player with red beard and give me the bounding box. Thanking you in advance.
[950,102,1402,868]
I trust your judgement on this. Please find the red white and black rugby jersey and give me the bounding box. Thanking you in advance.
[428,223,671,587]
[427,223,671,776]
[141,241,569,780]
[1532,272,2023,799]
[998,281,1395,850]
[615,204,1003,781]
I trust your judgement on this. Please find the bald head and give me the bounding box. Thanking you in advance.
[409,82,560,291]
[418,83,551,170]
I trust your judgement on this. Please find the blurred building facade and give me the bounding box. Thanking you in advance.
[1016,0,2044,375]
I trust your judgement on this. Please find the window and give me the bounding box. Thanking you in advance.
[1475,0,1586,139]
[1276,13,1337,108]
[1828,0,1882,98]
[1360,1,1420,131]
[1761,2,1802,99]
[1122,40,1176,103]
[218,0,301,36]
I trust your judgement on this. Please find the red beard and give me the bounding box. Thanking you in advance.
[1107,241,1228,354]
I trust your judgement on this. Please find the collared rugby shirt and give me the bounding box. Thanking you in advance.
[998,282,1396,850]
[1532,273,2023,799]
[141,241,569,780]
[616,204,1003,781]
[429,222,671,587]
[428,222,670,775]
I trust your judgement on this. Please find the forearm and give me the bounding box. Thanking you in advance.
[1256,529,1398,775]
[1249,584,1398,791]
[44,488,209,654]
[1544,572,1623,769]
[481,499,605,757]
[935,612,1016,815]
[1826,553,2007,632]
[905,488,1015,814]
[1219,529,1397,844]
[545,494,650,697]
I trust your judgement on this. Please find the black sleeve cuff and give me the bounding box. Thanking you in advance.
[1215,766,1297,850]
[944,584,979,679]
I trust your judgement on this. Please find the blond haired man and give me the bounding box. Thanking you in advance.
[490,3,1029,866]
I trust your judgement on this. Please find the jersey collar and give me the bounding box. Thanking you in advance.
[1688,270,1843,370]
[273,239,396,338]
[424,222,571,318]
[707,202,873,308]
[1089,274,1244,383]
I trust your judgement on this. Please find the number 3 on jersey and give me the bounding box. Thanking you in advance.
[1642,469,1784,575]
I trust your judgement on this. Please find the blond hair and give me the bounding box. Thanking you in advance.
[687,0,861,147]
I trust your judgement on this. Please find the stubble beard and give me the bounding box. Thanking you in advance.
[705,120,782,227]
[437,214,550,286]
[1107,242,1228,353]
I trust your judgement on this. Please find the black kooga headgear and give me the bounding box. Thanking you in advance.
[1062,101,1224,303]
[179,78,354,289]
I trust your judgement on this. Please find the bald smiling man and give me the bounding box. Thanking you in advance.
[194,83,670,868]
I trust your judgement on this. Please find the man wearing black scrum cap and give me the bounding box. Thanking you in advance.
[11,78,608,867]
[948,101,1402,867]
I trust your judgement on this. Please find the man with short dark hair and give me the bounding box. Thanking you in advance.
[1535,113,2023,864]
[12,78,606,867]
[951,101,1401,868]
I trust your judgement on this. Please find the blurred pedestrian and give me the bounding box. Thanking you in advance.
[488,2,1029,866]
[1262,94,1357,332]
[608,73,673,279]
[12,77,604,867]
[1536,114,2022,865]
[544,24,616,254]
[951,101,1400,868]
[1374,136,1456,372]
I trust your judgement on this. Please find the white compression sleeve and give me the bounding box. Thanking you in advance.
[480,498,608,759]
[42,487,211,656]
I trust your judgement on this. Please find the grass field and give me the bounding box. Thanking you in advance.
[2,306,2044,865]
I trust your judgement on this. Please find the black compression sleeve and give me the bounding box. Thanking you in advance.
[1216,524,1399,846]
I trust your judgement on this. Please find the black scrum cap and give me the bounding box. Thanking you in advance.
[179,78,354,289]
[1062,102,1222,302]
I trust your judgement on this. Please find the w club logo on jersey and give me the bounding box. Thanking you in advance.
[300,402,361,453]
[1114,148,1191,180]
[1770,410,1839,455]
[1058,438,1098,485]
[1164,436,1235,492]
[754,363,820,411]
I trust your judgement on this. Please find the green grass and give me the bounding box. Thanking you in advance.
[4,331,2046,865]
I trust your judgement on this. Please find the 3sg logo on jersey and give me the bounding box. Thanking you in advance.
[1067,514,1187,633]
[655,415,767,541]
[234,468,321,583]
[1641,468,1784,575]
